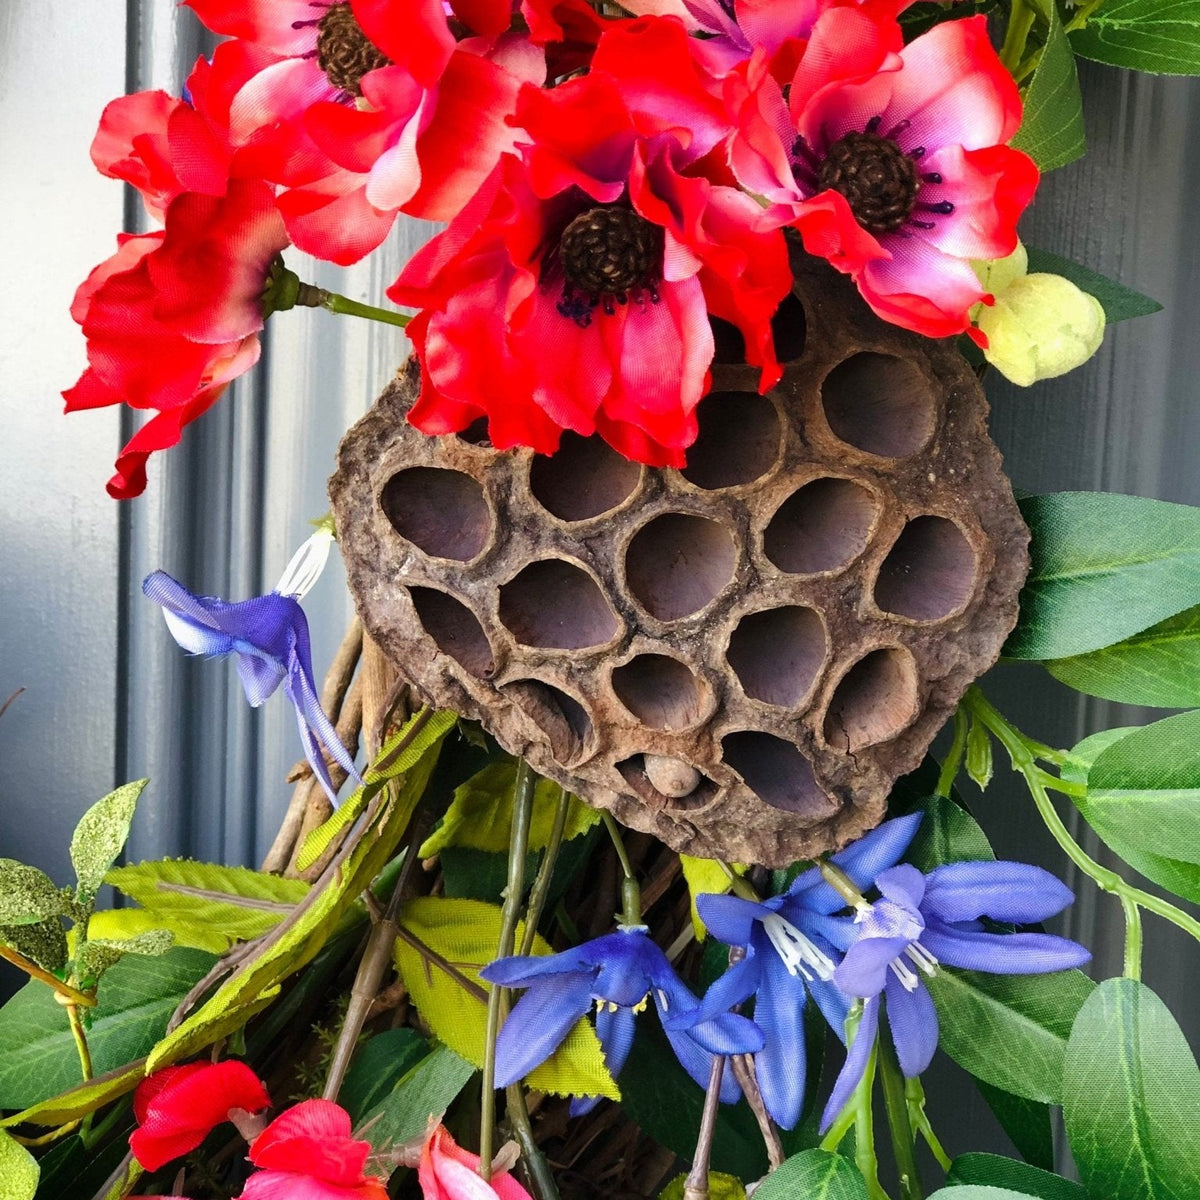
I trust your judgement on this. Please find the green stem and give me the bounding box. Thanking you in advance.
[505,1083,560,1200]
[1064,0,1106,34]
[0,945,95,1006]
[878,1014,922,1200]
[520,785,570,956]
[601,811,642,926]
[904,1076,951,1172]
[936,707,969,798]
[66,1003,93,1083]
[1121,893,1143,981]
[480,760,536,1181]
[1000,0,1037,74]
[294,281,410,328]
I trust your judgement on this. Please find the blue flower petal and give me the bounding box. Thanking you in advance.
[876,864,926,910]
[884,976,938,1077]
[751,945,810,1130]
[158,606,236,658]
[922,926,1091,975]
[143,571,227,634]
[820,994,880,1134]
[835,932,910,999]
[924,861,1074,924]
[236,651,287,707]
[663,1026,743,1102]
[809,975,853,1046]
[697,893,777,946]
[692,952,763,1024]
[493,971,598,1087]
[595,1002,638,1081]
[481,942,597,987]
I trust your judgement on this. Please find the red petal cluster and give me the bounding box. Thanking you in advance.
[418,1124,534,1200]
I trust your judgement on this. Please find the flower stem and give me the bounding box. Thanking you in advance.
[684,1055,727,1200]
[878,1013,922,1200]
[505,1083,560,1200]
[935,707,969,798]
[904,1076,950,1171]
[520,785,570,956]
[0,945,95,1007]
[480,759,536,1181]
[601,812,642,926]
[1064,0,1106,34]
[66,1002,93,1083]
[1000,0,1037,74]
[294,281,410,328]
[1121,893,1143,981]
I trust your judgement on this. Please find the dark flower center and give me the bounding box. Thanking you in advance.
[559,207,663,301]
[317,3,390,96]
[817,130,920,235]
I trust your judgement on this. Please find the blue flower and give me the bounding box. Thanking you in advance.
[695,813,922,1130]
[820,859,1092,1131]
[480,925,764,1115]
[143,530,360,807]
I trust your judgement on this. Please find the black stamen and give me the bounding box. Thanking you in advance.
[886,118,911,140]
[921,172,943,184]
[908,218,936,229]
[919,200,955,215]
[865,115,883,134]
[910,146,926,159]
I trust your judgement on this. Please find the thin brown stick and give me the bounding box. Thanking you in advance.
[0,944,95,1006]
[359,634,403,760]
[392,923,489,1003]
[730,1053,785,1169]
[684,1056,726,1200]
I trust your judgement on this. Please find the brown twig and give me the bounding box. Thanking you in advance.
[684,1056,726,1200]
[0,944,95,1007]
[391,923,489,1003]
[730,1053,785,1170]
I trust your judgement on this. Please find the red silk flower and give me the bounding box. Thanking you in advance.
[238,1099,387,1200]
[728,10,1038,338]
[129,1060,270,1172]
[390,16,791,467]
[418,1124,533,1200]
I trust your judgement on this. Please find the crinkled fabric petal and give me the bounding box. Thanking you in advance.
[91,91,183,220]
[492,972,598,1087]
[663,1026,743,1101]
[277,174,399,267]
[791,190,889,276]
[236,651,287,706]
[286,651,363,797]
[692,951,763,1023]
[353,0,454,85]
[751,945,810,1129]
[884,975,938,1077]
[675,1007,764,1056]
[695,893,774,948]
[921,926,1091,975]
[250,1099,367,1183]
[227,56,336,151]
[158,606,237,659]
[481,941,598,987]
[923,861,1074,924]
[595,1002,638,1081]
[183,0,319,55]
[834,932,911,999]
[820,993,879,1133]
[857,236,985,337]
[143,572,228,635]
[809,975,853,1046]
[876,864,927,911]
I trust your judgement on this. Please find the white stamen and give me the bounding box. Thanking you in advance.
[656,987,669,1012]
[762,913,836,982]
[888,956,921,992]
[274,528,334,598]
[905,941,939,976]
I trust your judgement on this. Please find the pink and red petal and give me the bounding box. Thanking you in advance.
[184,0,319,55]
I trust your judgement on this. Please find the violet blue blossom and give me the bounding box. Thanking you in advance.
[143,529,361,807]
[820,860,1091,1131]
[480,925,764,1115]
[695,813,922,1130]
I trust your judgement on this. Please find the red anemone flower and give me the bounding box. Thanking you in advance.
[390,17,790,466]
[130,1060,270,1172]
[418,1123,533,1200]
[729,10,1038,338]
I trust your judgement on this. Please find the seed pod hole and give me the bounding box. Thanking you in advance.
[505,679,594,765]
[455,417,492,446]
[625,513,737,621]
[681,392,781,490]
[381,466,491,561]
[720,732,835,816]
[498,559,619,650]
[874,516,977,621]
[823,647,919,752]
[617,755,717,811]
[770,291,808,362]
[763,478,878,575]
[409,587,495,679]
[612,654,706,730]
[709,315,746,364]
[727,606,827,707]
[821,352,936,457]
[529,432,642,522]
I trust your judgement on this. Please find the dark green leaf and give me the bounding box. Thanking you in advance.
[340,1029,430,1124]
[356,1043,475,1153]
[1024,248,1162,324]
[1071,0,1200,75]
[906,794,994,873]
[0,919,68,973]
[0,862,67,927]
[1048,604,1200,706]
[70,781,146,905]
[0,947,215,1109]
[947,1153,1084,1199]
[33,1132,130,1200]
[926,967,1094,1103]
[1011,0,1086,171]
[1064,979,1200,1199]
[75,930,175,986]
[973,1082,1055,1172]
[752,1149,869,1200]
[1006,492,1200,660]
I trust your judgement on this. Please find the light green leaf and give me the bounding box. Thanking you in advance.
[1023,248,1162,324]
[947,1153,1084,1199]
[1085,710,1200,867]
[0,1059,145,1128]
[0,918,68,972]
[393,896,617,1102]
[356,1042,475,1154]
[1011,0,1085,172]
[680,855,746,939]
[926,1189,1039,1199]
[926,967,1094,1103]
[0,861,68,927]
[85,905,231,955]
[76,929,175,984]
[659,1172,746,1200]
[1048,604,1200,706]
[1064,979,1200,1199]
[1006,492,1200,660]
[0,1130,38,1200]
[1071,0,1200,75]
[752,1148,869,1200]
[0,947,215,1109]
[420,757,598,858]
[70,780,146,905]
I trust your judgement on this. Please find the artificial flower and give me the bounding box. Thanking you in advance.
[728,10,1039,338]
[417,1122,533,1200]
[239,1099,387,1200]
[820,860,1091,1131]
[129,1060,270,1172]
[696,813,921,1129]
[390,17,790,465]
[481,924,763,1114]
[143,529,361,806]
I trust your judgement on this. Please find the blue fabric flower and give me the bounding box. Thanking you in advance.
[143,531,360,806]
[820,859,1092,1131]
[695,813,922,1130]
[480,925,764,1115]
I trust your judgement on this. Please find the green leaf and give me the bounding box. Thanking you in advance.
[659,1173,746,1200]
[1064,726,1200,902]
[947,1153,1085,1199]
[340,1029,430,1124]
[972,1082,1055,1172]
[1048,603,1200,707]
[1006,492,1200,660]
[906,794,994,873]
[1064,978,1200,1199]
[393,896,617,1101]
[356,1043,476,1154]
[76,929,175,985]
[926,967,1095,1103]
[1011,0,1085,172]
[84,905,230,955]
[680,855,746,939]
[751,1148,869,1200]
[0,1059,145,1127]
[0,947,215,1109]
[0,919,68,972]
[1085,710,1200,867]
[0,1130,38,1200]
[1023,248,1162,324]
[70,781,146,905]
[926,1189,1040,1199]
[31,1133,131,1200]
[1071,0,1200,75]
[0,861,68,927]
